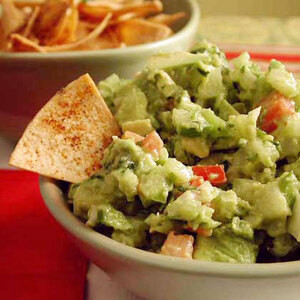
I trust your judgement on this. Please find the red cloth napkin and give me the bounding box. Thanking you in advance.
[0,170,88,300]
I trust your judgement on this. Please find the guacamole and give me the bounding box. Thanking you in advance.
[69,41,300,263]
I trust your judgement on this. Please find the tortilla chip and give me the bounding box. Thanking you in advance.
[82,0,144,10]
[148,12,186,26]
[78,11,139,30]
[75,21,119,50]
[23,6,41,37]
[78,0,162,21]
[76,21,91,39]
[78,3,111,21]
[109,12,138,25]
[43,13,111,51]
[2,0,182,52]
[33,0,70,44]
[83,1,123,10]
[13,0,44,7]
[76,26,120,50]
[45,4,79,45]
[0,21,7,50]
[1,0,26,37]
[118,0,162,19]
[9,13,111,52]
[104,27,120,44]
[10,33,45,52]
[9,74,120,183]
[116,18,172,46]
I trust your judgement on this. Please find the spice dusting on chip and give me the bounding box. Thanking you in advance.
[9,74,120,183]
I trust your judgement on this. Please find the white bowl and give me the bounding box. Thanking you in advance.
[40,177,300,300]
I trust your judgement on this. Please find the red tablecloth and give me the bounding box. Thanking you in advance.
[0,170,88,300]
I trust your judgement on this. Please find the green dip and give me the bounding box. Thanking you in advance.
[69,41,300,263]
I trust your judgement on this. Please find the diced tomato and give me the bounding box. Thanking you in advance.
[190,176,204,187]
[192,165,227,186]
[122,131,144,143]
[260,92,295,133]
[160,232,194,259]
[142,131,164,153]
[195,227,213,237]
[187,225,213,237]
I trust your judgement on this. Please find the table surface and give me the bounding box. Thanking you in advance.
[199,16,300,46]
[0,136,140,300]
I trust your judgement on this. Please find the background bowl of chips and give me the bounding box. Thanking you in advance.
[0,0,200,140]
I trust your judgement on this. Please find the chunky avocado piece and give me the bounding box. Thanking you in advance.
[172,106,209,137]
[197,67,226,102]
[212,190,251,223]
[166,187,220,230]
[190,40,228,68]
[86,204,133,231]
[285,172,300,242]
[230,217,254,240]
[138,166,172,207]
[121,119,153,136]
[159,111,175,132]
[145,213,178,234]
[102,138,155,173]
[229,52,263,104]
[226,134,279,183]
[163,158,193,186]
[71,175,121,218]
[172,101,226,138]
[288,195,300,242]
[227,52,272,106]
[272,114,300,158]
[135,69,189,127]
[213,108,261,150]
[112,169,139,200]
[266,60,298,98]
[213,96,239,121]
[98,74,131,113]
[112,217,148,248]
[157,148,169,165]
[170,136,197,165]
[232,102,247,114]
[181,137,210,159]
[148,41,228,107]
[168,62,212,106]
[193,224,258,263]
[114,85,148,125]
[233,177,292,237]
[278,171,299,208]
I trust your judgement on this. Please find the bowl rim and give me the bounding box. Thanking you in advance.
[0,0,200,60]
[40,176,300,278]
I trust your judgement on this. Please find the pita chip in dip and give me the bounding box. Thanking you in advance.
[9,73,120,183]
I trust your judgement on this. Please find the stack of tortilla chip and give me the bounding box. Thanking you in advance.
[0,0,186,52]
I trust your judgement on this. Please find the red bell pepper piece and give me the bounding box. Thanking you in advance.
[260,92,295,133]
[192,165,227,186]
